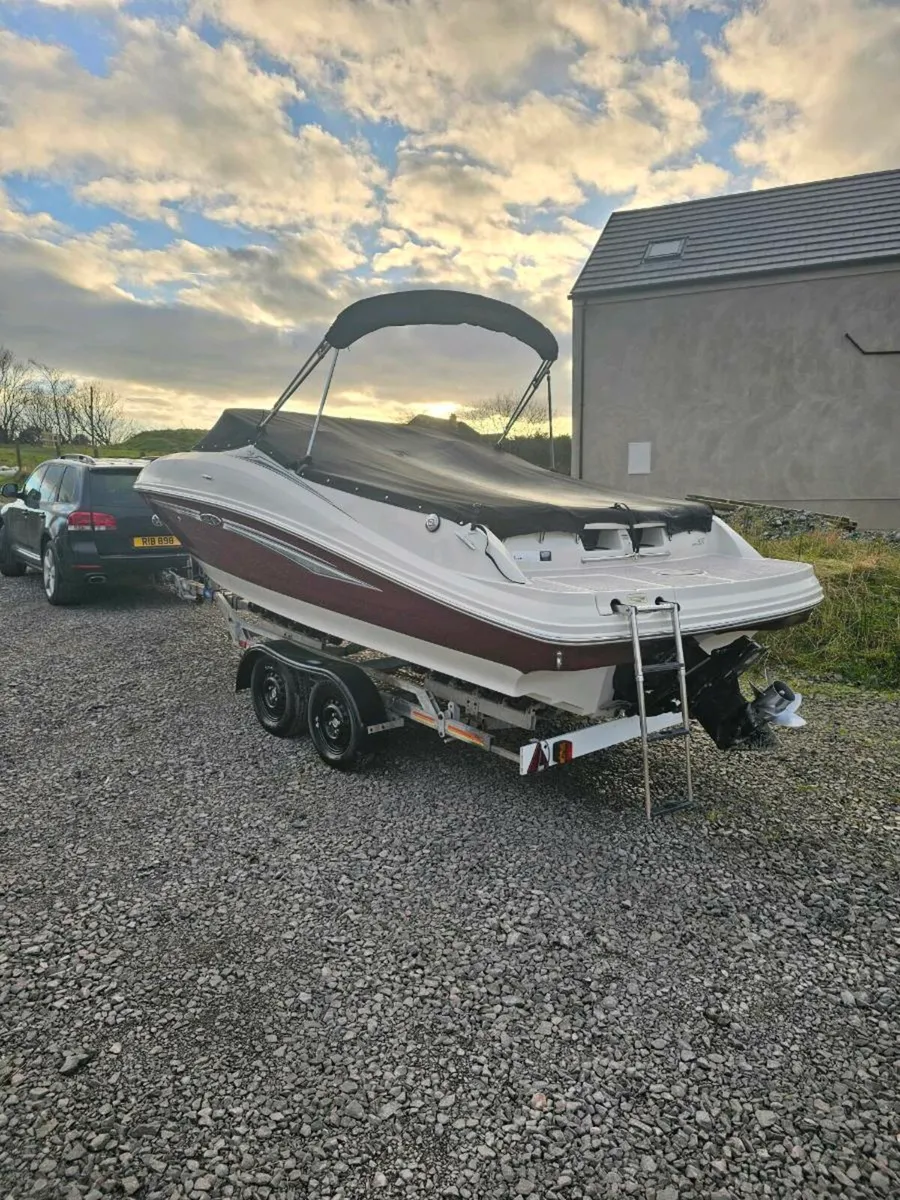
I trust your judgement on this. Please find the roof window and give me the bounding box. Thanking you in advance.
[643,237,686,262]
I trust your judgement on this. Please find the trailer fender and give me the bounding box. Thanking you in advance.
[235,639,389,730]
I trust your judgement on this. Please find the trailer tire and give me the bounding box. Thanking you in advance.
[308,678,371,770]
[250,656,307,738]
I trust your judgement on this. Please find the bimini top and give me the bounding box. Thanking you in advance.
[323,290,559,362]
[196,409,712,540]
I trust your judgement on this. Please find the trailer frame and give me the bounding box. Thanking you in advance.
[161,568,687,791]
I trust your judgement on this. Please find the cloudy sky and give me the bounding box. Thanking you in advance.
[0,0,898,431]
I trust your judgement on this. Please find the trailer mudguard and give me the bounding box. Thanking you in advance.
[235,639,389,729]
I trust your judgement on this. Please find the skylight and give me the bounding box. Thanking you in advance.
[644,237,686,261]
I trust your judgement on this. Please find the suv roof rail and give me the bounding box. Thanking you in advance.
[60,453,97,464]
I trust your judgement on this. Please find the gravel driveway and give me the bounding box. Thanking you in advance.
[1,572,897,1200]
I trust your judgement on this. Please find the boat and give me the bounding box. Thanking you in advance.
[135,289,822,753]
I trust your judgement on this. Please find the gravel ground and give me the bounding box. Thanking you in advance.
[1,572,897,1200]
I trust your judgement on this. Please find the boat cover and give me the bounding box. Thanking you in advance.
[195,409,714,540]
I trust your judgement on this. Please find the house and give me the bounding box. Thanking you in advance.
[570,168,900,529]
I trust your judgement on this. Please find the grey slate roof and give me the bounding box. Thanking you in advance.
[571,168,900,297]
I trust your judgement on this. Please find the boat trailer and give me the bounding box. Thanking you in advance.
[161,569,804,819]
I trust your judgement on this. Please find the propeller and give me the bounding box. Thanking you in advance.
[749,680,806,729]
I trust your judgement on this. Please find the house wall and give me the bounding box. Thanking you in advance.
[572,263,900,529]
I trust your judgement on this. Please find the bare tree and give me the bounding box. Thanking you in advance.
[73,382,136,447]
[0,347,34,443]
[457,390,549,438]
[28,361,78,448]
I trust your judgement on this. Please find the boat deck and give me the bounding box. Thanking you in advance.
[522,552,810,594]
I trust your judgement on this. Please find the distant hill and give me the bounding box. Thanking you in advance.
[117,428,209,457]
[3,420,570,480]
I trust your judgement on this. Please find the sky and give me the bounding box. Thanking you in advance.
[0,0,898,432]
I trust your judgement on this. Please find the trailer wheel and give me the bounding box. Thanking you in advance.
[250,656,306,738]
[308,679,371,769]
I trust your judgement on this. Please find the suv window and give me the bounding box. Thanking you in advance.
[22,464,48,507]
[40,463,66,504]
[88,469,143,508]
[57,466,81,506]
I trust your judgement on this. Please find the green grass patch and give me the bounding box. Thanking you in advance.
[741,529,900,690]
[116,429,208,457]
[0,430,207,480]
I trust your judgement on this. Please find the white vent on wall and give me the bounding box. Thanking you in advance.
[644,237,685,261]
[628,442,651,474]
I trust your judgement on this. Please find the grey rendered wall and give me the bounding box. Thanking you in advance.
[573,264,900,529]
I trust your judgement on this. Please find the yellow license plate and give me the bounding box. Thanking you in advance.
[133,535,182,548]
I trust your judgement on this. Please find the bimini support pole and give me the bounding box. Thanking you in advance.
[546,372,555,471]
[495,359,552,450]
[304,346,340,460]
[257,339,332,433]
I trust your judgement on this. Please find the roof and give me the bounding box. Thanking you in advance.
[195,408,713,540]
[406,414,484,442]
[571,168,900,298]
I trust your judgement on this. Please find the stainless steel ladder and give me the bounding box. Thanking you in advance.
[613,599,694,819]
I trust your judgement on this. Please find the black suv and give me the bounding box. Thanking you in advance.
[0,454,189,604]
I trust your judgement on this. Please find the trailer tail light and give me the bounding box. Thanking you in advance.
[67,511,117,531]
[552,740,574,765]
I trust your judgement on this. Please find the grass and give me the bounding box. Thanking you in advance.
[0,429,207,479]
[738,525,900,690]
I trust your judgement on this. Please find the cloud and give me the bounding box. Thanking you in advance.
[622,160,732,208]
[709,0,900,185]
[0,22,383,231]
[1,180,372,328]
[0,0,738,429]
[373,147,597,331]
[30,0,125,6]
[201,0,672,129]
[650,0,726,12]
[1,201,556,428]
[0,182,63,237]
[372,52,717,328]
[427,60,706,202]
[29,0,125,7]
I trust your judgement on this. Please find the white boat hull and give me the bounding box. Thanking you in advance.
[137,447,823,717]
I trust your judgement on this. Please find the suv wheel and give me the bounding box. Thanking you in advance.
[42,542,81,606]
[0,523,26,577]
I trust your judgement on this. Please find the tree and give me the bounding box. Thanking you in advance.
[0,347,34,443]
[457,389,551,438]
[73,382,136,447]
[27,361,78,448]
[458,388,569,472]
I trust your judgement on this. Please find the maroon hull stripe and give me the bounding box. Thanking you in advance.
[149,497,634,673]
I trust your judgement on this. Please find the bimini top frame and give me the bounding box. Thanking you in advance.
[256,289,560,462]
